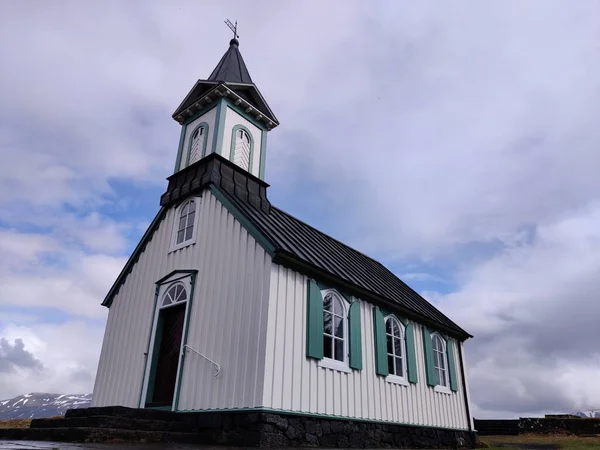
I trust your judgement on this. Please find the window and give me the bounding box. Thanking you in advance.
[432,333,448,388]
[172,198,198,249]
[323,291,345,362]
[187,123,208,166]
[385,316,406,379]
[161,283,187,308]
[232,128,252,171]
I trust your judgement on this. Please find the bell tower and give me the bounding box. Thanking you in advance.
[171,35,278,180]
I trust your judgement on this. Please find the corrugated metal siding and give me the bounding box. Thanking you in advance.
[92,190,271,410]
[262,264,470,430]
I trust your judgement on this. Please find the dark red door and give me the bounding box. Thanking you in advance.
[151,303,185,405]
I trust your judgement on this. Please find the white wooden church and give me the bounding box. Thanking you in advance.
[92,37,476,447]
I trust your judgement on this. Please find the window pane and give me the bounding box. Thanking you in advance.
[185,226,193,241]
[188,200,196,213]
[162,296,171,306]
[334,316,343,338]
[181,203,189,216]
[178,216,187,232]
[435,369,441,385]
[388,355,395,375]
[333,298,343,316]
[386,320,392,335]
[334,338,344,362]
[177,230,184,244]
[396,357,403,377]
[323,335,332,359]
[394,336,403,357]
[439,353,446,370]
[387,335,393,355]
[323,311,332,334]
[323,293,332,312]
[186,211,195,227]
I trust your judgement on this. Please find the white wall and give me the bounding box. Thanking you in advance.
[179,106,217,171]
[262,264,471,430]
[221,106,263,178]
[92,190,272,410]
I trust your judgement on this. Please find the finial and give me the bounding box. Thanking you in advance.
[224,19,239,43]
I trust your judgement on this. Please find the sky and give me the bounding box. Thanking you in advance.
[1,0,599,419]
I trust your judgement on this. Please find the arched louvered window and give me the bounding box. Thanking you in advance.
[175,199,196,245]
[432,333,449,388]
[187,123,208,166]
[230,126,253,172]
[161,283,187,308]
[385,316,406,379]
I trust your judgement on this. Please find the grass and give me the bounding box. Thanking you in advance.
[0,418,32,429]
[481,433,600,449]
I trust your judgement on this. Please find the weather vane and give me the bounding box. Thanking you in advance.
[224,19,239,40]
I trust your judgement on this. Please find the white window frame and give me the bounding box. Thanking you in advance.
[318,289,351,374]
[169,197,201,252]
[384,315,408,386]
[431,332,452,394]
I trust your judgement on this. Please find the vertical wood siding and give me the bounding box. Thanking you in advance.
[92,191,271,410]
[262,264,471,430]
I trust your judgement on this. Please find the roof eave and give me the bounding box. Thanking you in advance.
[173,83,279,130]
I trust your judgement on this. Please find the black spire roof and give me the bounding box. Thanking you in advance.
[207,38,253,84]
[172,38,278,126]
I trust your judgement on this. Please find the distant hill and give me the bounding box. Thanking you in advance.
[0,393,92,420]
[575,410,600,418]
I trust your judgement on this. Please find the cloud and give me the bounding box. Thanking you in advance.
[0,338,43,374]
[440,202,600,417]
[0,0,598,419]
[0,322,104,399]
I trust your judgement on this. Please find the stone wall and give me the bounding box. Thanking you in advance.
[520,417,600,435]
[475,417,600,436]
[186,411,477,448]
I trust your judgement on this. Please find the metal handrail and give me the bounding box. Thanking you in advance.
[183,344,220,377]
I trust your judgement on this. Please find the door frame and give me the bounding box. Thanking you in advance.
[139,269,197,410]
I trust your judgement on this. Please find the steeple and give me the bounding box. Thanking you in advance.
[207,39,253,84]
[171,36,278,180]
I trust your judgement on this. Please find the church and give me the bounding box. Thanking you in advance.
[91,36,477,448]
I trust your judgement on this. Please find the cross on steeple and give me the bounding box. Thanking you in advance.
[224,19,239,40]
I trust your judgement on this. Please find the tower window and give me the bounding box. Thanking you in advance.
[187,123,208,166]
[230,126,253,172]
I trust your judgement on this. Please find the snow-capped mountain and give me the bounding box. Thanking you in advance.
[0,393,92,420]
[575,410,600,418]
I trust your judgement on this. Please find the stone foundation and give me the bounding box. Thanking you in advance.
[185,410,477,448]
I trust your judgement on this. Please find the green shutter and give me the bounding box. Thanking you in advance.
[348,301,362,370]
[405,323,418,384]
[422,327,436,387]
[447,339,458,392]
[372,307,389,376]
[306,279,324,359]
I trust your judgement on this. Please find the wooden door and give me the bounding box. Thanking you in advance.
[151,303,186,405]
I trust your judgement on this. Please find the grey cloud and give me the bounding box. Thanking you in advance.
[0,338,43,373]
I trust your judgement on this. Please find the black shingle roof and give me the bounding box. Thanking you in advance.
[223,191,470,339]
